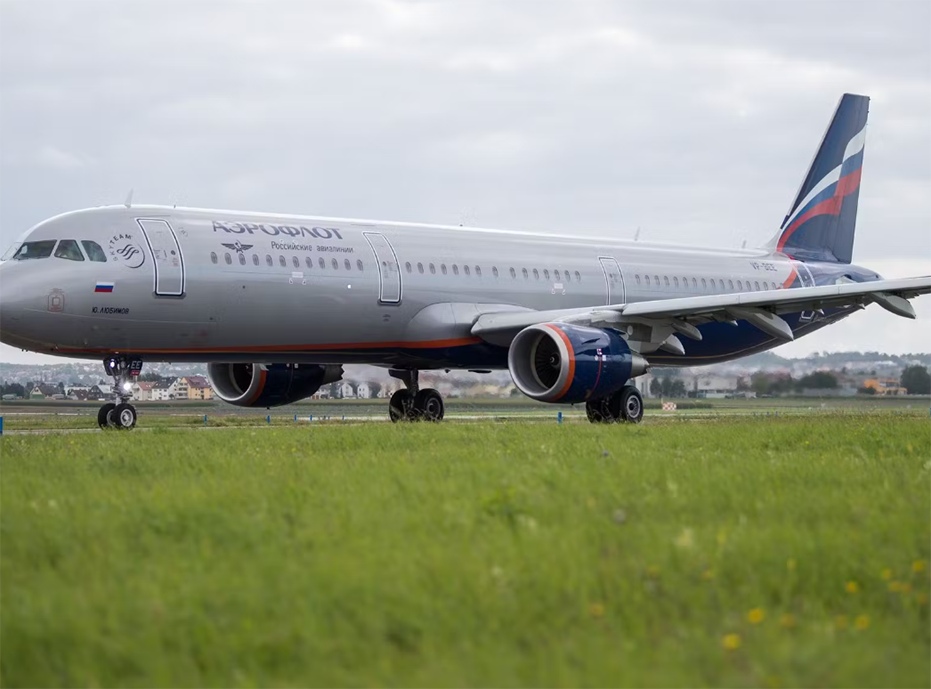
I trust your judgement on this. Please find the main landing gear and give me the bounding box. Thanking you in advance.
[97,356,139,430]
[388,369,445,422]
[585,384,644,424]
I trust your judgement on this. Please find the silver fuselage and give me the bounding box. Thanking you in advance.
[0,205,877,368]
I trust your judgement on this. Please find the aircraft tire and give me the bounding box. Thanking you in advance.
[389,390,415,423]
[586,399,610,423]
[114,403,137,430]
[620,386,644,424]
[414,388,444,422]
[98,403,116,429]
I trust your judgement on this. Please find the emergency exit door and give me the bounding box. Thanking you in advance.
[598,256,627,305]
[363,232,401,304]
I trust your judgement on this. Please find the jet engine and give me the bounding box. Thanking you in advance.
[508,323,648,404]
[207,363,343,408]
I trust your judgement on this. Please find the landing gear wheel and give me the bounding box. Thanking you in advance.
[114,403,137,430]
[586,393,623,423]
[98,403,116,429]
[620,386,644,424]
[389,390,415,423]
[414,388,445,422]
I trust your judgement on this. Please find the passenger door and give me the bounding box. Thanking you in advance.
[363,232,401,304]
[598,256,626,305]
[137,218,185,296]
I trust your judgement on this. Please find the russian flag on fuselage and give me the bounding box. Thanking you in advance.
[95,281,114,293]
[776,94,869,264]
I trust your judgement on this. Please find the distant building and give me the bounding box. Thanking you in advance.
[355,382,371,399]
[693,375,738,399]
[132,381,155,401]
[181,375,213,400]
[339,381,356,399]
[30,384,62,399]
[151,378,178,401]
[863,378,908,396]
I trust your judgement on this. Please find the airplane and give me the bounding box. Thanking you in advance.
[1,93,929,430]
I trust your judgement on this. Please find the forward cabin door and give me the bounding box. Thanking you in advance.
[136,218,185,296]
[598,256,626,305]
[363,232,401,304]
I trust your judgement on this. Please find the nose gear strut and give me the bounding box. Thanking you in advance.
[97,356,140,430]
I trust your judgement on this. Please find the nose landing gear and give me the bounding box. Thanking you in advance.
[98,356,140,430]
[388,369,445,422]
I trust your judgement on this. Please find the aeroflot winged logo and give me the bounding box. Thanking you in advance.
[221,241,254,255]
[108,233,145,268]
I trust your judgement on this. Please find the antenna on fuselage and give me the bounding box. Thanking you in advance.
[741,239,747,249]
[634,226,641,241]
[123,189,134,208]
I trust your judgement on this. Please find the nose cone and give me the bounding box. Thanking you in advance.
[0,261,37,350]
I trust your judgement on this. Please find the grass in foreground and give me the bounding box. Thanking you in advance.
[1,416,929,687]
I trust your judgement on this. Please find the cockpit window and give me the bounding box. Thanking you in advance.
[81,240,107,262]
[54,239,85,261]
[11,240,57,260]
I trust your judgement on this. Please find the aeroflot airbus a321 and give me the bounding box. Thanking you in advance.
[1,93,928,429]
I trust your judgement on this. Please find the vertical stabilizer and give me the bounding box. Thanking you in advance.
[767,94,869,263]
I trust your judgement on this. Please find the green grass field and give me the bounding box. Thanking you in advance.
[2,416,929,687]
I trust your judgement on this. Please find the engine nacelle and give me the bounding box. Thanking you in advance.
[508,323,648,404]
[207,363,343,408]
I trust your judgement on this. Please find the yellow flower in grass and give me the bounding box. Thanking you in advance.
[913,560,927,574]
[780,613,796,629]
[748,608,765,624]
[881,568,893,581]
[589,603,605,618]
[722,633,741,650]
[845,581,859,594]
[854,615,870,631]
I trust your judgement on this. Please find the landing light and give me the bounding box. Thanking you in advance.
[122,382,132,391]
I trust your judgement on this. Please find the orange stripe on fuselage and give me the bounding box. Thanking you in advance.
[55,336,484,356]
[543,324,575,402]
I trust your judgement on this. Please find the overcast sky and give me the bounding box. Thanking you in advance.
[1,0,929,366]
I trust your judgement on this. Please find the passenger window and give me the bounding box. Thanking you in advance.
[464,265,470,276]
[492,266,498,278]
[211,252,218,264]
[553,269,560,281]
[645,275,651,287]
[319,257,326,269]
[441,264,448,275]
[691,278,697,289]
[405,262,412,273]
[737,280,743,290]
[654,275,660,286]
[564,270,570,282]
[291,256,298,268]
[453,264,459,275]
[266,255,273,267]
[543,269,550,281]
[475,265,482,277]
[10,240,56,260]
[225,253,233,265]
[755,281,761,291]
[306,257,313,268]
[332,258,339,270]
[240,254,247,266]
[356,260,363,271]
[252,254,260,266]
[574,271,581,282]
[430,263,436,274]
[710,278,716,290]
[728,279,734,290]
[636,275,641,285]
[664,276,670,287]
[344,259,351,270]
[701,278,706,290]
[81,240,107,262]
[522,268,528,279]
[682,277,688,289]
[533,268,539,280]
[418,262,424,274]
[510,267,516,278]
[278,256,286,267]
[674,277,679,288]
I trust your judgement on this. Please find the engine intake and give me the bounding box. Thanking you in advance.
[207,363,343,408]
[508,323,648,404]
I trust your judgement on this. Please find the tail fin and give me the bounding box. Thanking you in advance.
[768,93,869,263]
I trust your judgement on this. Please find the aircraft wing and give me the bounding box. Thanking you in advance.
[471,276,931,352]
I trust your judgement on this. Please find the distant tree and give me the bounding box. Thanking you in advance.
[138,372,164,382]
[650,378,663,397]
[368,381,382,399]
[668,379,687,398]
[509,386,522,397]
[327,381,341,399]
[796,371,838,390]
[901,366,931,395]
[57,382,65,395]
